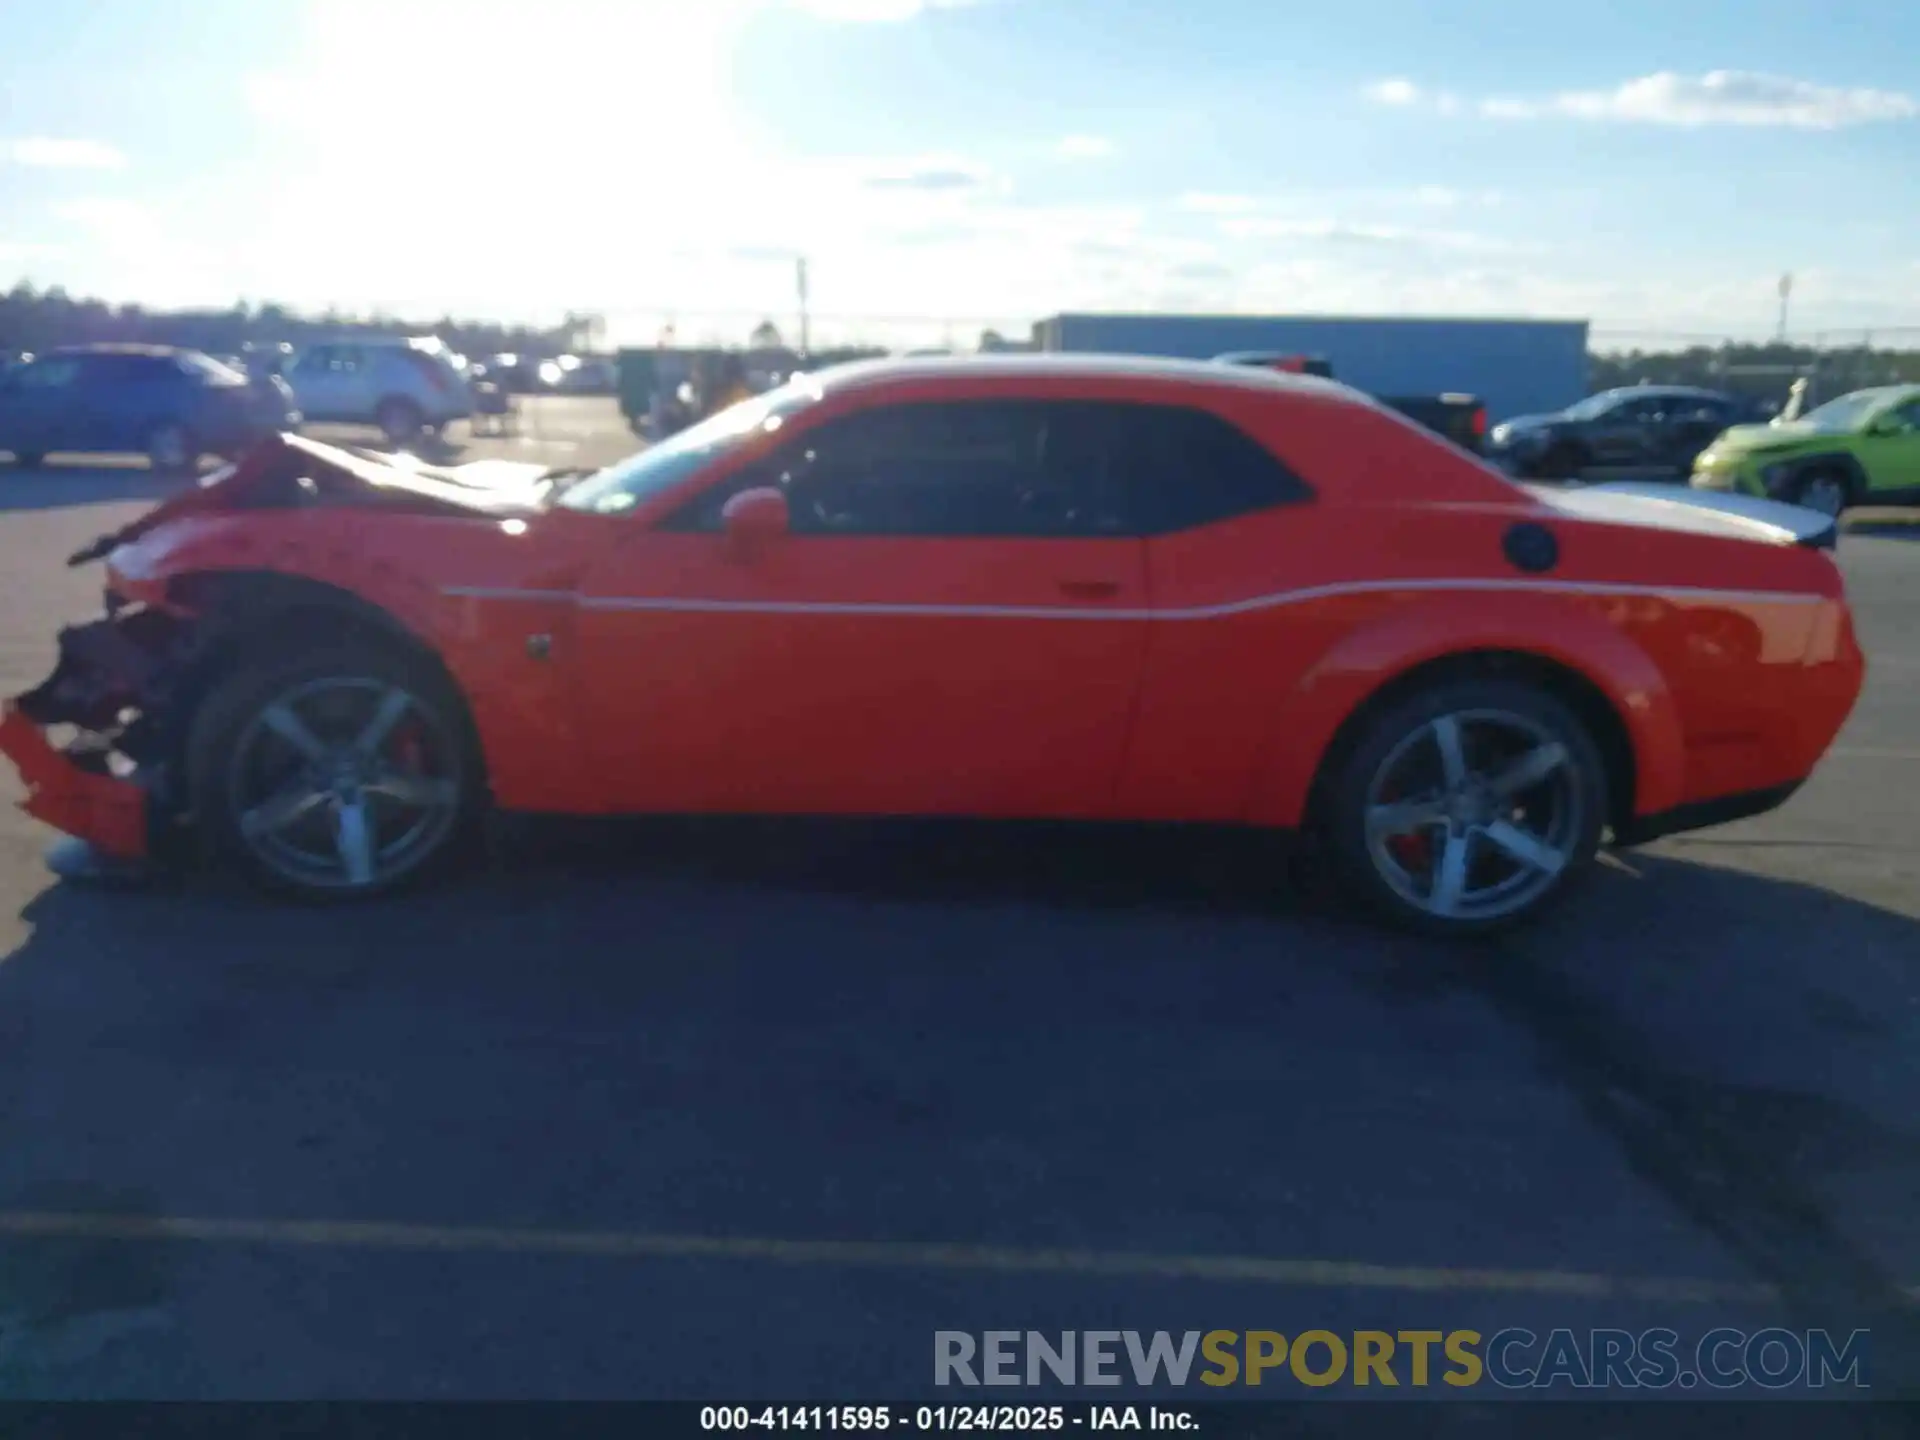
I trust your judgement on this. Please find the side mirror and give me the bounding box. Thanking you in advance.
[721,485,789,561]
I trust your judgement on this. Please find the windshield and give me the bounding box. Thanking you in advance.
[555,376,826,515]
[1798,388,1897,433]
[178,351,249,386]
[1562,392,1622,421]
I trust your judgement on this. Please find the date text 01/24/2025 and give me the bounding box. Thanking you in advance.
[700,1405,1195,1432]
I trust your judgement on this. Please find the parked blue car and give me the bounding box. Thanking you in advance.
[0,343,301,472]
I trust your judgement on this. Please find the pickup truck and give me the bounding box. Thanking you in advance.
[1213,351,1487,455]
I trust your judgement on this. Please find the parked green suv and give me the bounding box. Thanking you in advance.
[1691,384,1920,516]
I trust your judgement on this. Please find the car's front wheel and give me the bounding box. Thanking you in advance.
[1787,468,1850,518]
[185,643,481,899]
[1324,677,1608,937]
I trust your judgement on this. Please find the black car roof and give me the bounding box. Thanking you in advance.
[1603,384,1731,400]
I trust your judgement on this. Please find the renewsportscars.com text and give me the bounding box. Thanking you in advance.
[934,1329,1869,1391]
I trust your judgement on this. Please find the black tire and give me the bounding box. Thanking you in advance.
[1785,467,1852,519]
[11,451,45,468]
[375,397,425,447]
[1535,442,1585,482]
[1322,677,1608,939]
[146,421,198,473]
[184,640,483,901]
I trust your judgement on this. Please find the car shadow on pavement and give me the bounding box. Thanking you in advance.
[0,466,194,514]
[3,828,1919,1392]
[1847,518,1920,543]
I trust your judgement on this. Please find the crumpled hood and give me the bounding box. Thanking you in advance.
[68,433,556,566]
[1525,480,1839,549]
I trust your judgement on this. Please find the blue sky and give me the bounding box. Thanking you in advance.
[2,0,1916,347]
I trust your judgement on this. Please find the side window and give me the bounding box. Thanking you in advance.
[664,401,1137,538]
[1884,399,1920,435]
[293,346,361,375]
[1116,404,1313,534]
[12,358,82,390]
[77,354,170,386]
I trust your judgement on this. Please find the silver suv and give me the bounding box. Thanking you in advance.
[281,336,474,445]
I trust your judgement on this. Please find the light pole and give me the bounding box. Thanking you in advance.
[1776,272,1792,344]
[796,257,810,359]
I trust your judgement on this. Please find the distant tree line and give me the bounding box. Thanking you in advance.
[0,283,591,362]
[6,284,1920,399]
[1587,340,1920,399]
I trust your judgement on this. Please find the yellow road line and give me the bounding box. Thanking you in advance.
[0,1210,1777,1305]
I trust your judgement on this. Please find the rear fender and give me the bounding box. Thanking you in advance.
[1244,593,1687,829]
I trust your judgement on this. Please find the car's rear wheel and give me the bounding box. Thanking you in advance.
[1324,678,1608,938]
[1787,469,1850,518]
[146,422,197,473]
[185,643,480,900]
[376,398,425,447]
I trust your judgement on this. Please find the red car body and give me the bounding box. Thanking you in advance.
[1,356,1865,927]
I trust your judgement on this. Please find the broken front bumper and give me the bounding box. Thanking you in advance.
[0,705,148,859]
[0,612,189,862]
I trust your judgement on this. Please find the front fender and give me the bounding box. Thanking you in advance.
[1765,450,1869,497]
[106,514,598,813]
[1244,591,1688,829]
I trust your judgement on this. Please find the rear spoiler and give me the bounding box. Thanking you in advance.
[1579,481,1839,551]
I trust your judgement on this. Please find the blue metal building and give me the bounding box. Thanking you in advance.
[1033,313,1590,424]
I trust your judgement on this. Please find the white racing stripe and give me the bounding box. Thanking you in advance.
[440,577,1828,622]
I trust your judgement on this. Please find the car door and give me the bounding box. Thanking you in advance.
[1585,395,1664,466]
[66,352,172,453]
[1667,397,1732,469]
[0,356,83,455]
[1855,395,1920,499]
[286,345,366,421]
[573,397,1152,819]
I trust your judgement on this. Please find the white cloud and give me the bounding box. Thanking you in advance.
[1216,216,1522,254]
[783,0,986,19]
[1224,218,1418,245]
[1053,134,1115,160]
[1376,70,1917,128]
[1362,78,1421,107]
[7,138,126,169]
[1494,71,1918,127]
[1176,192,1263,214]
[51,198,148,228]
[860,155,993,191]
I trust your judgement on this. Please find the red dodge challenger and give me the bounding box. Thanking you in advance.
[0,356,1865,935]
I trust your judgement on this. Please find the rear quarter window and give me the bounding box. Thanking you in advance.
[1117,404,1314,534]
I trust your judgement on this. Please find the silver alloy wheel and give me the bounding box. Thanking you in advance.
[149,424,190,471]
[225,676,462,891]
[1798,474,1846,518]
[1363,708,1585,923]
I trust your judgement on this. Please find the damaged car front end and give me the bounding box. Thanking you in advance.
[1,432,555,873]
[0,597,200,863]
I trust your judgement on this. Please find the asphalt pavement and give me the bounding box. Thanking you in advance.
[0,400,1916,1403]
